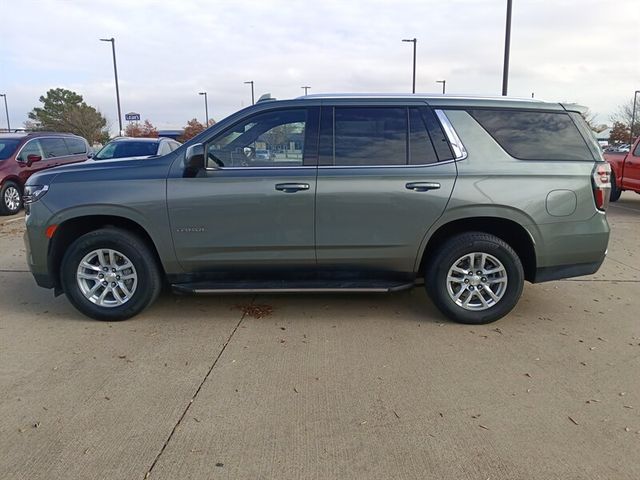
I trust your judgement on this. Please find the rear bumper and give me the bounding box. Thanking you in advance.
[533,257,605,283]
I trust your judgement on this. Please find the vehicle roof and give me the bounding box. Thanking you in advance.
[109,137,162,143]
[293,93,566,111]
[0,131,83,139]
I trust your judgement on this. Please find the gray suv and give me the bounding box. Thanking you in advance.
[23,94,611,324]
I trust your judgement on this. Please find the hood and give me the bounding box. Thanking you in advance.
[26,155,174,188]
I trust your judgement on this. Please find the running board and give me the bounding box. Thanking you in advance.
[172,280,415,295]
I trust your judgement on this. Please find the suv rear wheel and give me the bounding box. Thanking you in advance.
[426,232,524,324]
[0,181,22,215]
[60,228,162,321]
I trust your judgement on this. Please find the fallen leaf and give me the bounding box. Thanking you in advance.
[393,410,400,419]
[568,416,579,425]
[479,424,489,430]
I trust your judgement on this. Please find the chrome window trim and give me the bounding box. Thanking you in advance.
[317,159,457,170]
[434,109,468,160]
[205,164,313,171]
[15,136,87,163]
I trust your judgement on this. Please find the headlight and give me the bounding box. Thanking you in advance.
[23,185,49,205]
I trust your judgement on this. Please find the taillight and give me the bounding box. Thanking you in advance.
[592,162,611,211]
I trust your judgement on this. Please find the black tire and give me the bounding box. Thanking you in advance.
[425,232,524,324]
[60,228,162,321]
[610,175,622,202]
[0,181,22,216]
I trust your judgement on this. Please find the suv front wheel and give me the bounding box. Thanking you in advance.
[61,228,162,321]
[426,232,524,324]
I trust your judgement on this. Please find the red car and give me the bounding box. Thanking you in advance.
[604,136,640,201]
[0,132,91,215]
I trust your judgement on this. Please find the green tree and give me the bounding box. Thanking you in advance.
[610,99,640,141]
[609,121,630,144]
[27,88,109,144]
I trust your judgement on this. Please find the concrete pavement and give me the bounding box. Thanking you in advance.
[1,196,639,480]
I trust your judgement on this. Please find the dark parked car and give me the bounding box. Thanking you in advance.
[93,137,181,161]
[0,132,90,215]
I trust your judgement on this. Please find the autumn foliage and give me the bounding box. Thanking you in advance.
[124,119,159,138]
[179,118,215,142]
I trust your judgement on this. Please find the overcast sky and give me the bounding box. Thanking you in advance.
[1,0,638,133]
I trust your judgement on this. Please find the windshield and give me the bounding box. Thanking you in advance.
[94,140,159,160]
[0,139,21,160]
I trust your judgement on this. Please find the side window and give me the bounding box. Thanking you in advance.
[17,140,44,162]
[158,142,171,155]
[40,138,70,158]
[409,108,438,165]
[422,108,454,161]
[470,109,595,161]
[206,109,306,168]
[63,137,88,155]
[170,141,181,152]
[334,107,407,166]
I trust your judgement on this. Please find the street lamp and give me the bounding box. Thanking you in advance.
[436,80,446,94]
[501,0,513,96]
[199,92,209,125]
[630,90,640,146]
[301,86,311,96]
[100,38,123,135]
[0,94,9,131]
[244,81,255,105]
[402,38,417,94]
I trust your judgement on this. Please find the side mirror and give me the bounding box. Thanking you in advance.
[27,154,42,166]
[87,151,94,159]
[184,143,205,177]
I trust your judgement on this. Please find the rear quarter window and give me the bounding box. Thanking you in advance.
[469,109,595,161]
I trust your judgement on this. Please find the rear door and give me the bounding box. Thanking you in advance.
[39,137,71,168]
[315,104,458,276]
[61,136,90,165]
[167,106,320,273]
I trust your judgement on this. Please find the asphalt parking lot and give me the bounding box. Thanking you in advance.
[1,196,639,480]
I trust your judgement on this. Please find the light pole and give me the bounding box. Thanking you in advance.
[0,94,9,131]
[501,0,513,96]
[244,81,255,105]
[630,90,640,146]
[301,86,311,96]
[402,38,417,94]
[436,80,446,94]
[199,92,209,125]
[100,38,123,135]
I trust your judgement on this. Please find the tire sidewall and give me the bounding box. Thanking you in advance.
[1,182,22,215]
[610,175,621,202]
[61,230,160,321]
[429,235,524,324]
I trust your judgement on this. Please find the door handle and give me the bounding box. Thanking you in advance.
[275,183,310,193]
[405,182,441,192]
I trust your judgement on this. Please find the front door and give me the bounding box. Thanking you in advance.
[167,107,319,275]
[622,142,640,192]
[315,105,458,277]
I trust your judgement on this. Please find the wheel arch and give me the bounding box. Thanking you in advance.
[49,215,167,291]
[417,216,537,282]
